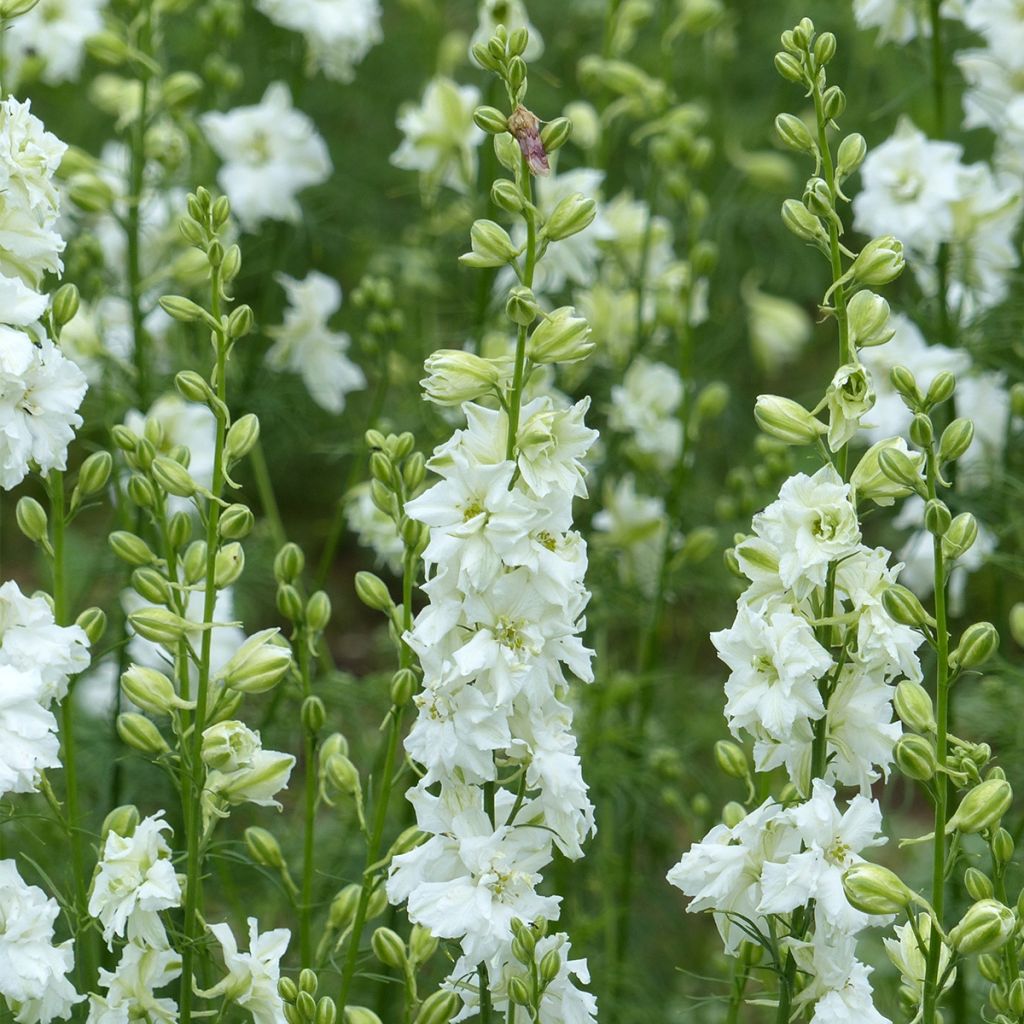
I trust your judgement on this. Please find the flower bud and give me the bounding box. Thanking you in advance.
[964,867,995,902]
[951,622,999,671]
[214,543,245,589]
[182,541,207,584]
[814,31,837,64]
[924,499,951,537]
[882,585,931,628]
[949,900,1016,955]
[402,451,426,492]
[876,445,924,495]
[413,990,459,1024]
[160,295,208,323]
[328,885,360,930]
[491,178,525,214]
[851,438,923,507]
[245,826,286,869]
[852,236,905,286]
[527,307,593,364]
[111,424,138,451]
[539,948,562,984]
[925,371,956,409]
[846,289,892,348]
[302,696,326,734]
[722,802,746,828]
[220,629,293,693]
[297,969,317,998]
[505,286,539,327]
[175,370,214,404]
[168,511,192,550]
[780,199,827,245]
[0,0,46,16]
[326,754,360,797]
[129,607,191,646]
[507,976,530,1006]
[344,1009,383,1024]
[939,417,974,463]
[942,512,978,562]
[947,779,1013,835]
[909,413,933,448]
[77,450,113,498]
[371,927,406,970]
[409,924,438,964]
[76,606,107,644]
[68,174,116,213]
[316,997,337,1024]
[16,497,47,543]
[101,804,140,841]
[225,414,260,462]
[1011,978,1024,1016]
[895,733,937,781]
[977,954,1002,982]
[894,681,936,733]
[387,825,426,859]
[306,591,332,633]
[355,572,393,613]
[714,740,748,780]
[220,503,255,540]
[274,542,305,584]
[774,113,816,155]
[121,665,192,715]
[227,305,254,339]
[109,530,157,567]
[774,51,805,84]
[836,133,867,181]
[421,349,503,405]
[992,827,1015,866]
[543,193,597,242]
[151,456,197,499]
[822,85,846,120]
[841,862,916,915]
[459,219,519,268]
[540,116,571,153]
[390,668,417,706]
[753,394,826,445]
[117,712,170,755]
[473,105,508,134]
[275,584,303,625]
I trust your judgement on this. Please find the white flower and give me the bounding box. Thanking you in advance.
[593,475,670,597]
[0,859,81,1024]
[955,370,1011,482]
[600,191,675,284]
[0,98,66,221]
[88,813,182,949]
[344,483,405,574]
[0,331,87,491]
[758,780,888,935]
[255,0,381,83]
[853,117,964,260]
[791,929,892,1024]
[6,0,106,87]
[716,604,832,742]
[87,943,180,1024]
[609,356,683,468]
[0,664,61,797]
[853,0,929,43]
[884,914,955,1005]
[200,918,290,1024]
[200,83,331,230]
[667,799,800,953]
[391,78,484,198]
[962,0,1024,66]
[266,272,365,414]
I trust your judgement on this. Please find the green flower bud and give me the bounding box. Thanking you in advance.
[851,438,924,507]
[1010,603,1024,647]
[753,394,827,445]
[227,304,254,339]
[159,294,208,323]
[298,969,318,997]
[306,591,332,633]
[836,133,867,181]
[421,349,503,405]
[0,0,46,16]
[121,665,193,715]
[76,606,107,644]
[390,668,417,706]
[964,867,995,902]
[16,496,47,543]
[540,117,571,152]
[1010,978,1024,1016]
[275,583,303,624]
[366,885,389,920]
[895,733,937,781]
[125,474,155,509]
[409,924,438,965]
[225,414,260,462]
[100,804,140,841]
[846,289,892,348]
[909,413,933,448]
[110,425,139,452]
[49,284,80,329]
[939,417,974,463]
[491,178,525,214]
[947,779,1013,835]
[129,607,191,646]
[326,754,360,797]
[181,541,207,585]
[168,511,192,550]
[925,371,956,409]
[774,113,816,155]
[774,51,805,84]
[924,499,952,537]
[949,900,1016,955]
[722,802,746,828]
[459,219,520,268]
[714,740,748,780]
[274,542,305,584]
[221,243,242,282]
[803,176,833,218]
[161,70,203,108]
[117,712,170,755]
[543,193,597,242]
[328,885,360,930]
[852,236,905,286]
[414,991,459,1024]
[214,542,245,589]
[68,173,116,213]
[507,977,531,1006]
[151,456,196,499]
[220,629,293,693]
[109,530,157,567]
[527,307,593,364]
[781,198,827,245]
[175,370,214,404]
[403,451,426,492]
[371,927,406,969]
[316,998,337,1024]
[814,31,837,64]
[876,446,925,496]
[821,85,846,120]
[343,1009,382,1024]
[245,826,286,869]
[505,285,539,327]
[473,105,508,134]
[387,825,426,859]
[951,622,999,671]
[284,1003,302,1024]
[302,696,326,734]
[355,571,393,613]
[992,827,1014,866]
[841,862,916,915]
[894,681,936,733]
[942,512,978,562]
[77,450,113,500]
[219,503,255,540]
[539,948,561,984]
[977,954,1002,983]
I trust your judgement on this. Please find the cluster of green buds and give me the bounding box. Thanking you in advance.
[756,18,905,457]
[278,970,337,1024]
[367,924,453,1024]
[501,918,564,1017]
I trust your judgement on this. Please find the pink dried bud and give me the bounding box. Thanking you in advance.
[507,104,549,177]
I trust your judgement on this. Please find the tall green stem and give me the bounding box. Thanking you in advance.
[299,638,316,968]
[180,275,228,1024]
[927,0,953,347]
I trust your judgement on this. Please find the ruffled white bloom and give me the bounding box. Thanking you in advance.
[962,0,1024,67]
[0,859,81,1024]
[0,664,61,797]
[667,799,800,953]
[59,298,138,385]
[391,78,484,198]
[200,83,331,230]
[345,482,405,574]
[592,475,669,596]
[791,929,892,1024]
[853,0,959,43]
[255,0,381,82]
[884,914,955,1005]
[0,330,87,490]
[5,0,106,87]
[87,943,180,1024]
[609,356,683,468]
[266,272,365,413]
[758,780,888,935]
[955,370,1012,482]
[199,918,290,1024]
[0,579,90,704]
[88,813,182,949]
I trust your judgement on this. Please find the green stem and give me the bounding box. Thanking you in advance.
[300,638,316,968]
[180,275,228,1024]
[479,962,494,1024]
[249,436,287,553]
[922,451,950,1024]
[928,0,953,347]
[726,945,752,1024]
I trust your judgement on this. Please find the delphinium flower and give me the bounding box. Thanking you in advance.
[265,271,366,414]
[4,0,107,88]
[385,22,599,1021]
[608,356,683,469]
[200,83,331,230]
[254,0,382,83]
